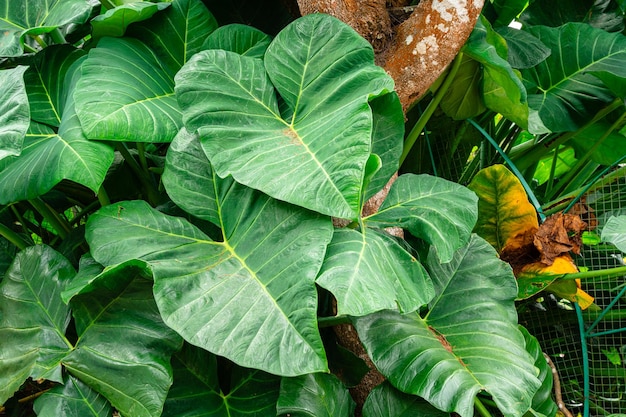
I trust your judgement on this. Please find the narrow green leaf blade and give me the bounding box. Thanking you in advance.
[162,128,219,225]
[365,174,478,263]
[64,266,183,417]
[0,66,29,160]
[354,235,541,417]
[277,373,355,417]
[33,374,113,417]
[0,0,97,56]
[86,197,333,376]
[0,245,74,403]
[316,228,433,316]
[176,14,394,219]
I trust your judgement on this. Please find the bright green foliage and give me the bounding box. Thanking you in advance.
[0,66,29,160]
[277,373,355,417]
[33,375,113,417]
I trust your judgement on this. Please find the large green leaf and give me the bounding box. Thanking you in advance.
[86,196,333,376]
[74,37,181,142]
[316,228,433,316]
[520,0,624,32]
[0,245,74,404]
[601,215,626,252]
[364,174,478,263]
[277,373,355,417]
[495,27,551,69]
[203,24,272,59]
[0,66,29,160]
[570,122,626,166]
[33,374,113,417]
[91,2,171,40]
[353,235,541,417]
[362,382,449,417]
[439,55,485,120]
[162,127,219,225]
[0,0,97,57]
[127,0,218,72]
[491,0,528,27]
[164,344,280,416]
[0,105,114,205]
[522,23,626,132]
[521,326,557,417]
[63,264,182,417]
[24,45,85,127]
[176,14,394,219]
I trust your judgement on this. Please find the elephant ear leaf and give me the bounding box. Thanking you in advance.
[0,66,29,160]
[176,13,394,219]
[354,235,541,416]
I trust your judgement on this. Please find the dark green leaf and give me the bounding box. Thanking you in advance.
[64,265,182,417]
[86,196,332,376]
[362,382,448,417]
[0,66,29,160]
[91,2,171,40]
[439,55,485,120]
[33,374,113,417]
[203,24,272,58]
[570,122,626,166]
[520,0,624,32]
[316,228,433,316]
[277,373,355,417]
[162,128,219,225]
[176,14,394,219]
[522,23,626,132]
[492,0,528,27]
[0,0,97,57]
[364,174,478,263]
[0,245,74,403]
[24,45,85,127]
[354,235,541,416]
[495,27,551,69]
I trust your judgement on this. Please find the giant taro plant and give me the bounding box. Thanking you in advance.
[0,0,553,416]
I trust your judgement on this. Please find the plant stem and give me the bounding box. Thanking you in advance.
[23,43,37,53]
[49,28,66,44]
[29,198,71,240]
[115,143,161,206]
[136,142,150,173]
[97,186,111,207]
[317,315,351,328]
[560,265,626,280]
[30,34,48,48]
[474,397,494,417]
[0,222,30,250]
[400,52,464,166]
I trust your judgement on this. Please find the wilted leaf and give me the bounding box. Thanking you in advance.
[533,213,587,265]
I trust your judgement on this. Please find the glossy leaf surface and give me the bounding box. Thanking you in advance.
[362,382,448,417]
[91,2,171,40]
[86,196,332,376]
[176,14,394,219]
[33,374,113,417]
[316,228,433,316]
[522,23,626,132]
[64,266,182,417]
[354,235,540,417]
[0,0,96,56]
[277,373,355,417]
[364,174,478,263]
[0,66,29,160]
[203,24,272,59]
[0,245,74,403]
[468,164,538,253]
[521,326,558,417]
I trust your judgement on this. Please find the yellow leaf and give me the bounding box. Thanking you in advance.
[468,164,538,253]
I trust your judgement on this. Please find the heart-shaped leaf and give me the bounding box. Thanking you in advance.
[91,2,171,40]
[203,24,272,59]
[522,23,626,132]
[63,263,182,417]
[277,373,355,417]
[0,66,29,160]
[0,106,114,205]
[362,382,448,417]
[439,55,485,120]
[24,45,85,127]
[0,245,74,404]
[162,128,219,225]
[495,27,551,69]
[316,228,433,316]
[164,343,280,416]
[0,0,97,57]
[354,235,541,417]
[364,174,478,263]
[33,374,113,417]
[176,13,394,219]
[86,195,333,376]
